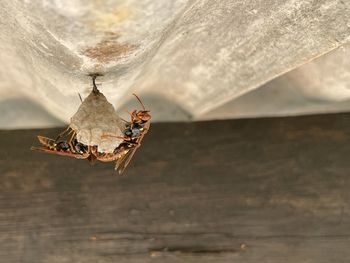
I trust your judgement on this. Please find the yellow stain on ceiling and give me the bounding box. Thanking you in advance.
[90,3,134,31]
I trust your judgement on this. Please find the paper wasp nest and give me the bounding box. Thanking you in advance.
[70,91,125,153]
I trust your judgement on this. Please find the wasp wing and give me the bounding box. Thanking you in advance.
[115,122,150,175]
[114,148,134,176]
[32,135,89,159]
[96,146,133,175]
[30,146,89,159]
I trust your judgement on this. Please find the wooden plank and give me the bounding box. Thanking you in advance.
[1,113,350,262]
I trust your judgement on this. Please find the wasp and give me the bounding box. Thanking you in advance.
[31,75,151,175]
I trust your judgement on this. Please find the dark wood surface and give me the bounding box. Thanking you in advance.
[1,113,350,262]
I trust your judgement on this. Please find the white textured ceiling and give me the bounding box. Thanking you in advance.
[0,0,349,129]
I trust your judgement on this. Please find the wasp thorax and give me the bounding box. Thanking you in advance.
[124,122,143,138]
[74,141,88,154]
[56,141,70,151]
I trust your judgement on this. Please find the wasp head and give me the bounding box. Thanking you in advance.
[131,110,151,123]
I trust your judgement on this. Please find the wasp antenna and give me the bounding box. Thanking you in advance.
[78,93,83,103]
[132,93,146,111]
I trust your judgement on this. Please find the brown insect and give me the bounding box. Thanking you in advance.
[31,75,151,175]
[102,92,151,174]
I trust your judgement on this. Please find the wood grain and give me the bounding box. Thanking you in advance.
[1,113,350,262]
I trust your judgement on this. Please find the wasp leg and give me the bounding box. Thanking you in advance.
[67,130,77,153]
[101,134,130,140]
[55,126,71,142]
[125,141,139,146]
[101,134,139,147]
[120,117,129,123]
